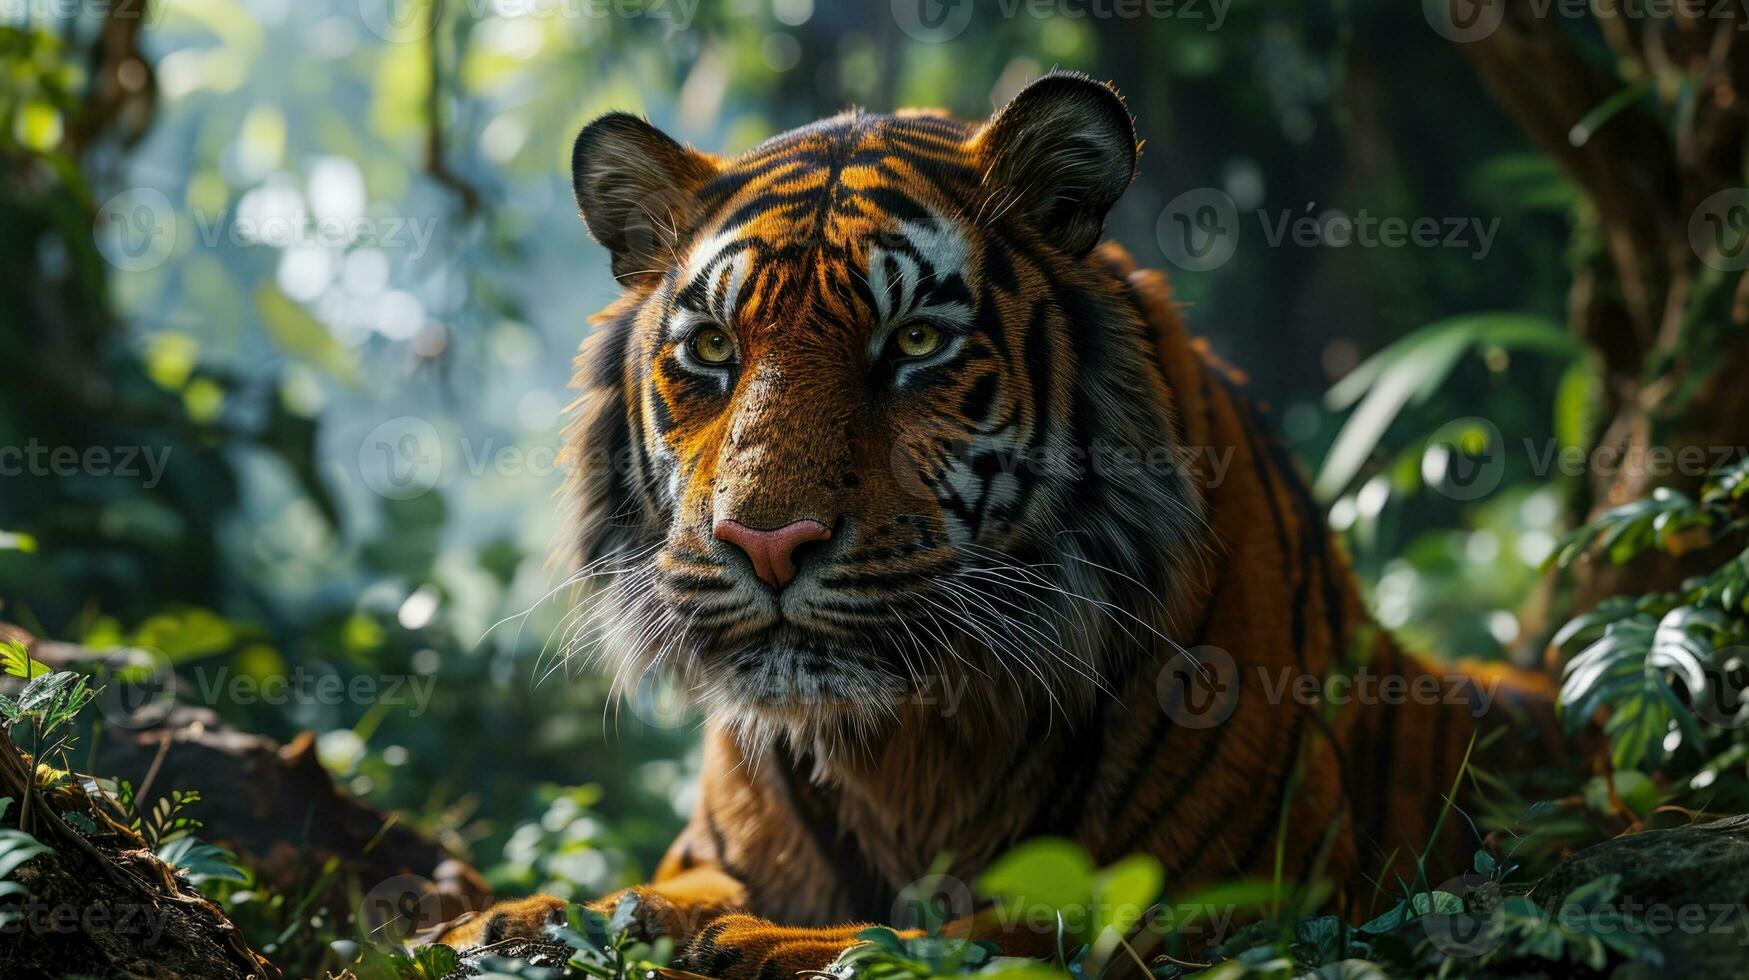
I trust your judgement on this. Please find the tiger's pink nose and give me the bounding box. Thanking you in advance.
[713,518,832,591]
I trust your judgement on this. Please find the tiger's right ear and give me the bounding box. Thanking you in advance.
[571,113,717,283]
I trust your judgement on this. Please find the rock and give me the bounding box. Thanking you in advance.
[1528,815,1749,976]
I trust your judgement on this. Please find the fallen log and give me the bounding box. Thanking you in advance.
[0,624,490,946]
[0,721,277,978]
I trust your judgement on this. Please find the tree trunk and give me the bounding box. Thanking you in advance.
[1453,0,1749,614]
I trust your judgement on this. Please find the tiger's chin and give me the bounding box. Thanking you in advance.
[693,625,919,753]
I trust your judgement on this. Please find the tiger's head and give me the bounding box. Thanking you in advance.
[564,73,1206,752]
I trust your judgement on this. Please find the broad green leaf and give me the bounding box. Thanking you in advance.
[977,837,1096,931]
[1093,853,1162,936]
[129,607,238,661]
[1315,313,1575,499]
[19,671,78,711]
[156,836,247,884]
[411,944,460,978]
[0,642,48,680]
[0,827,51,881]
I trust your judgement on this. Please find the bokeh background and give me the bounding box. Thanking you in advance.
[3,0,1693,966]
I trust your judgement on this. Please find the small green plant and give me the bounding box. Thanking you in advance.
[346,942,463,980]
[1460,874,1662,973]
[1548,456,1749,771]
[828,928,1043,980]
[0,641,93,834]
[0,797,52,928]
[0,651,243,889]
[349,893,678,980]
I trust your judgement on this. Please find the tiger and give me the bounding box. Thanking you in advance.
[439,71,1556,976]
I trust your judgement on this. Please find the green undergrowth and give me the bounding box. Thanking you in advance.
[3,463,1747,978]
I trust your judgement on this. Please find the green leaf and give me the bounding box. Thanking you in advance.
[0,641,49,680]
[1556,604,1717,770]
[155,836,247,884]
[608,890,640,933]
[1703,456,1749,503]
[0,826,51,881]
[549,902,612,958]
[1294,914,1348,965]
[128,607,238,661]
[977,838,1097,935]
[1560,873,1621,911]
[411,944,460,978]
[1315,313,1574,500]
[19,670,78,712]
[1410,891,1465,916]
[1559,615,1656,735]
[1550,597,1639,655]
[1092,853,1162,937]
[853,925,907,954]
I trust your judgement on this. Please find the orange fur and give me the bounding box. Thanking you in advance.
[440,75,1558,977]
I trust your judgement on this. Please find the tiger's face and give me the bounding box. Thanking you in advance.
[565,74,1203,746]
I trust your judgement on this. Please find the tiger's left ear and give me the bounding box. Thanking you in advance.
[975,72,1138,258]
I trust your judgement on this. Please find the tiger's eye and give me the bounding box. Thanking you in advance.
[689,326,735,365]
[894,322,943,359]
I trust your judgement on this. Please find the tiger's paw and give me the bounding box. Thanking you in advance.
[672,914,874,980]
[436,889,686,950]
[435,894,570,949]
